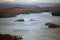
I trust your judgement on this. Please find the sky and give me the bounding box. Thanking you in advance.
[0,0,60,4]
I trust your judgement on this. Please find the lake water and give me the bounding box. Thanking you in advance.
[0,12,60,40]
[0,12,52,21]
[0,12,52,33]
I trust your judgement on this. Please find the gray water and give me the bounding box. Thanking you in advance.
[0,12,52,21]
[0,12,60,40]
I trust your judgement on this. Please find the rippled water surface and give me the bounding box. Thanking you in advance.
[0,12,60,40]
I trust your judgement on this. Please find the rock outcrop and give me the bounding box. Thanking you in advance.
[0,33,23,40]
[45,23,60,28]
[16,19,25,22]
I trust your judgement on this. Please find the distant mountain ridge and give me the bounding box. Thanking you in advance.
[0,2,60,8]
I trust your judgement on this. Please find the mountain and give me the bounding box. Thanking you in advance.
[0,2,60,8]
[0,2,23,8]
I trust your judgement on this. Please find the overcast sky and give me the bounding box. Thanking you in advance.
[0,0,60,3]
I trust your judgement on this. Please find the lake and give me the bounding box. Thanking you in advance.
[0,12,60,40]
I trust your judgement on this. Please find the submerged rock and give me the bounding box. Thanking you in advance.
[29,19,36,21]
[45,23,60,28]
[16,19,25,22]
[28,19,40,22]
